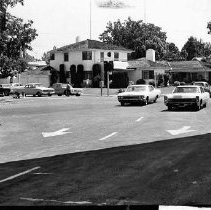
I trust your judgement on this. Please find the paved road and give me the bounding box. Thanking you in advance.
[0,94,210,164]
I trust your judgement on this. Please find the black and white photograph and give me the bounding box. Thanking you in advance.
[0,0,211,208]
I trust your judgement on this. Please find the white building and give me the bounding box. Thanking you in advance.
[48,39,133,87]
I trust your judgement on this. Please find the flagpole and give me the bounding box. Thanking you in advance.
[90,0,92,39]
[144,0,146,22]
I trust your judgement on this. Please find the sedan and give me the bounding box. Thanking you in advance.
[117,85,161,106]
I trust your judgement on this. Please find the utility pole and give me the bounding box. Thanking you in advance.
[107,71,110,96]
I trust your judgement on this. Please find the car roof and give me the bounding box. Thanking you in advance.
[129,85,149,87]
[176,85,200,88]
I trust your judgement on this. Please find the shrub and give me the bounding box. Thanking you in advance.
[136,79,146,84]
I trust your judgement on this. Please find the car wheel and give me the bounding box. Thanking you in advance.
[154,95,158,103]
[168,105,173,111]
[37,92,42,97]
[48,93,52,96]
[58,94,62,96]
[144,97,149,105]
[4,91,9,96]
[194,103,201,111]
[120,102,125,106]
[76,94,80,96]
[204,102,207,108]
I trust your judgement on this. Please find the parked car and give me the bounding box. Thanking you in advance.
[0,83,24,96]
[52,83,82,96]
[164,85,209,111]
[0,84,12,96]
[117,84,161,106]
[13,83,55,97]
[193,81,211,97]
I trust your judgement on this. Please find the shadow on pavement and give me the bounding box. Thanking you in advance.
[0,133,211,206]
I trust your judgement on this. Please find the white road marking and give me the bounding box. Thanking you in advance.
[99,132,118,141]
[0,167,40,183]
[167,126,196,136]
[159,206,209,210]
[42,128,71,138]
[33,173,52,175]
[20,197,92,204]
[136,117,144,122]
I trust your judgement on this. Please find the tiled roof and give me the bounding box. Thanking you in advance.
[49,39,133,53]
[127,58,169,69]
[168,61,203,69]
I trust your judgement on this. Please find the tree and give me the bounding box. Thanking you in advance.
[99,17,167,60]
[181,36,207,60]
[0,0,37,78]
[162,42,182,61]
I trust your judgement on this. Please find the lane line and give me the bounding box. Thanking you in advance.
[136,117,144,122]
[0,167,40,183]
[99,132,118,141]
[20,197,92,205]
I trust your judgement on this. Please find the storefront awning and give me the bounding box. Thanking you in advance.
[113,61,135,71]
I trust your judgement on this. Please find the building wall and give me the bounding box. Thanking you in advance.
[50,50,129,72]
[128,68,142,83]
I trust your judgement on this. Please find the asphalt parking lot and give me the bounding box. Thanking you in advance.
[0,88,211,205]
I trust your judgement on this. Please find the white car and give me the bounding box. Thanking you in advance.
[164,85,209,111]
[13,83,55,97]
[117,85,161,106]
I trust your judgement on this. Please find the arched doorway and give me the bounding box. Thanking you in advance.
[70,65,77,86]
[76,65,84,87]
[59,64,66,83]
[92,64,101,88]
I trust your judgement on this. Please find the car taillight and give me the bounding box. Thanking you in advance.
[164,96,168,102]
[196,96,199,102]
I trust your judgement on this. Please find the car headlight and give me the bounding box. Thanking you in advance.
[164,96,168,102]
[139,95,145,99]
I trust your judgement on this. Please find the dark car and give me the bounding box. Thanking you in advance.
[0,84,11,96]
[52,83,82,96]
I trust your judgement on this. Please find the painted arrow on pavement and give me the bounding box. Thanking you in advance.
[42,128,72,138]
[166,126,196,136]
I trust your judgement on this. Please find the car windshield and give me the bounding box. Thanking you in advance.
[34,84,44,87]
[173,87,199,93]
[2,84,11,87]
[194,83,205,86]
[126,86,146,92]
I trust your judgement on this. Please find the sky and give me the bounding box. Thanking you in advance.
[8,0,211,59]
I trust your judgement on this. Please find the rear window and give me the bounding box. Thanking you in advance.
[194,82,204,86]
[173,87,199,93]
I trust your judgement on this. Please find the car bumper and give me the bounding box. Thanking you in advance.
[118,98,146,103]
[165,101,199,107]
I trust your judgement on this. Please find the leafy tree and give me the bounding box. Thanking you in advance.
[181,36,207,60]
[41,52,50,64]
[0,0,37,78]
[99,17,167,60]
[162,42,182,61]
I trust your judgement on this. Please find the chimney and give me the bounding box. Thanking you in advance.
[76,36,80,43]
[146,49,155,62]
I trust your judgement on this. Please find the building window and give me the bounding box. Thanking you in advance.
[127,53,132,61]
[64,53,69,62]
[142,70,154,79]
[100,52,104,62]
[107,52,111,57]
[142,70,148,79]
[50,53,55,60]
[149,71,154,79]
[82,51,92,60]
[114,52,119,61]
